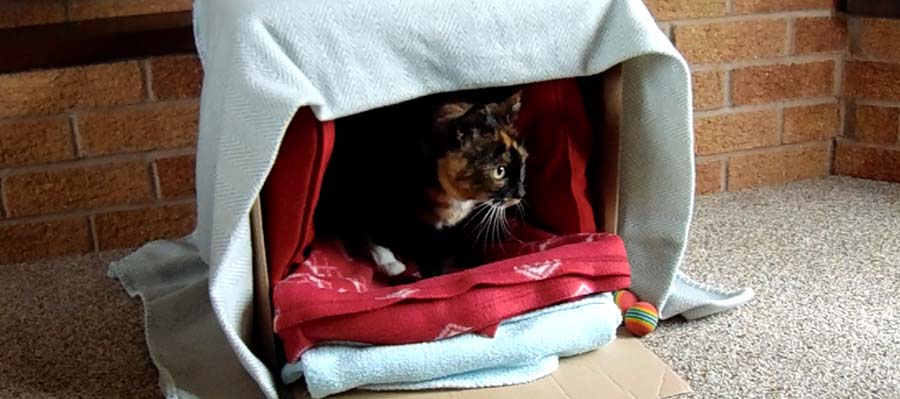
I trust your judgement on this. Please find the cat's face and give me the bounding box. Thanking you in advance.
[436,92,528,207]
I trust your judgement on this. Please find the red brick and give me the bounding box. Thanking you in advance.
[733,0,832,13]
[694,110,779,155]
[833,141,900,182]
[858,18,900,62]
[67,0,192,21]
[4,162,153,217]
[0,117,74,167]
[0,218,92,264]
[78,102,199,156]
[149,55,203,100]
[854,105,899,145]
[0,0,66,28]
[94,203,196,250]
[732,61,834,105]
[845,61,900,102]
[695,160,724,195]
[727,143,830,190]
[156,155,195,198]
[0,62,144,118]
[794,17,847,54]
[675,20,786,64]
[643,0,727,21]
[692,71,725,110]
[783,103,840,144]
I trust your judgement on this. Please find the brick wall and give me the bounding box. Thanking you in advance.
[1,1,898,264]
[646,0,845,194]
[0,0,192,28]
[0,55,202,264]
[833,17,900,182]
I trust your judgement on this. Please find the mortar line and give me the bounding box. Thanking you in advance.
[846,54,900,63]
[896,111,900,145]
[785,18,795,56]
[777,107,786,144]
[833,137,900,150]
[847,17,862,58]
[671,10,832,26]
[68,113,83,158]
[723,69,733,107]
[827,138,836,175]
[0,98,199,124]
[688,53,841,71]
[834,55,845,98]
[721,157,730,193]
[0,147,196,178]
[88,215,100,252]
[853,99,900,107]
[849,102,861,141]
[697,140,834,159]
[150,161,163,200]
[0,178,6,219]
[0,198,196,227]
[694,97,838,118]
[139,59,156,102]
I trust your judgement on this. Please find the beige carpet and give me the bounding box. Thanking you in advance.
[643,177,900,398]
[0,249,158,399]
[1,176,897,398]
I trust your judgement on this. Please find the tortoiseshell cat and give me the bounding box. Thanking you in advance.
[315,91,527,278]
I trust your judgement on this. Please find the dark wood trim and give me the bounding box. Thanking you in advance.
[837,0,900,19]
[0,11,195,74]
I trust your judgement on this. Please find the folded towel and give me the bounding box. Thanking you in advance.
[273,229,630,363]
[283,293,621,398]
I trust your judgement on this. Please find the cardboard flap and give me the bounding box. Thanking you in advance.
[297,333,690,399]
[550,333,691,399]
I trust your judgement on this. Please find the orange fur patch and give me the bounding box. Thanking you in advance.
[499,130,514,148]
[437,154,473,199]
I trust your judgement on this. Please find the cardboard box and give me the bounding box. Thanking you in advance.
[249,65,692,398]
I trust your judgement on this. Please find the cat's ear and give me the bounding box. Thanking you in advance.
[436,102,471,123]
[493,90,522,124]
[456,105,487,139]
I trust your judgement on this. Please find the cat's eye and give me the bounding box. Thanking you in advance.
[492,166,506,180]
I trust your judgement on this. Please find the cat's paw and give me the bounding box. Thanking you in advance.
[378,260,407,276]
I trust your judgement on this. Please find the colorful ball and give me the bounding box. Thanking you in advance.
[624,302,659,337]
[613,290,638,314]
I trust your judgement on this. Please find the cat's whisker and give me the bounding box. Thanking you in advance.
[500,211,511,237]
[514,201,526,220]
[461,201,492,231]
[493,202,507,245]
[494,201,512,237]
[489,203,503,248]
[471,203,494,250]
[488,207,498,249]
[478,206,494,253]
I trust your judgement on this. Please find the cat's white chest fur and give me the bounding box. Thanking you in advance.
[435,199,477,229]
[371,198,476,277]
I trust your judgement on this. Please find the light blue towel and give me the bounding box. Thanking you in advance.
[282,293,621,398]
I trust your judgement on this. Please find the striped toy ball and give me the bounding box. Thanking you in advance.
[613,290,638,314]
[624,302,659,337]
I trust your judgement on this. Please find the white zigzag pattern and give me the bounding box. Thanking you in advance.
[573,283,593,296]
[435,323,472,340]
[375,288,419,300]
[514,259,562,280]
